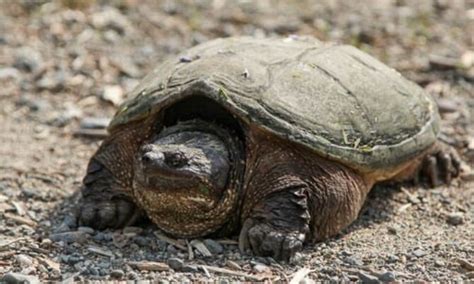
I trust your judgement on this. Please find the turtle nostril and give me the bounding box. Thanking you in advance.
[142,152,156,164]
[142,151,165,166]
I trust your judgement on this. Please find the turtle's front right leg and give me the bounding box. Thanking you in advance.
[78,159,142,229]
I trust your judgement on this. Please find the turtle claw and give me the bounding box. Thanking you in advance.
[239,218,305,262]
[78,198,140,229]
[420,143,461,187]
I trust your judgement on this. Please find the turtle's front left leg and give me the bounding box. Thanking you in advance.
[239,185,310,262]
[78,159,143,229]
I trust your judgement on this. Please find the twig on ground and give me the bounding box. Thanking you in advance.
[200,265,267,281]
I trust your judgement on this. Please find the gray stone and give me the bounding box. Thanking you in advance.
[88,267,99,276]
[379,271,396,282]
[36,72,65,92]
[123,226,143,234]
[15,254,33,267]
[344,256,364,266]
[49,106,83,127]
[21,187,45,199]
[358,271,380,283]
[66,256,81,265]
[91,7,132,35]
[0,67,20,81]
[446,212,464,225]
[14,47,44,72]
[93,232,105,242]
[167,244,179,255]
[182,264,199,273]
[127,271,139,280]
[77,226,95,234]
[101,85,124,106]
[110,269,124,279]
[167,257,184,271]
[412,249,427,258]
[1,272,40,284]
[133,236,149,246]
[386,254,399,263]
[50,231,87,244]
[204,239,224,254]
[252,263,270,273]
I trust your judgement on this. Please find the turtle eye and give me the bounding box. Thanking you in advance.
[163,151,188,168]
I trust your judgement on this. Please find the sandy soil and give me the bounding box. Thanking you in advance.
[0,0,473,282]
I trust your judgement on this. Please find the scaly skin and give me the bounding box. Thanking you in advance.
[78,119,462,262]
[78,118,157,228]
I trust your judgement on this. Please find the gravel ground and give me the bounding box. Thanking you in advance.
[0,0,473,282]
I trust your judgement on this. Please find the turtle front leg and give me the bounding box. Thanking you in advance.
[391,141,462,187]
[78,159,142,229]
[239,186,310,262]
[418,141,462,187]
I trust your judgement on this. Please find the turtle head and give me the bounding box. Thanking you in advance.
[136,132,230,196]
[132,121,239,238]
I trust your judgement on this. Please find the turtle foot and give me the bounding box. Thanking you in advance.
[419,142,462,187]
[239,218,305,262]
[78,197,140,229]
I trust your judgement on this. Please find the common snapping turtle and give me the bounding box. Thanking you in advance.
[78,37,461,261]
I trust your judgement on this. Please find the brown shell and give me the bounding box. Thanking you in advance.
[109,36,440,171]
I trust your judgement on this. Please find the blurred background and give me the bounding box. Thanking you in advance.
[0,0,473,282]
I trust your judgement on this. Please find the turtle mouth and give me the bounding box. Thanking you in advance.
[144,164,196,180]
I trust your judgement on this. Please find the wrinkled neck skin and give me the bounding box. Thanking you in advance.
[133,120,244,238]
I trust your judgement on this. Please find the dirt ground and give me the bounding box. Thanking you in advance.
[0,0,473,282]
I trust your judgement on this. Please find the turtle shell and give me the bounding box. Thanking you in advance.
[109,36,439,171]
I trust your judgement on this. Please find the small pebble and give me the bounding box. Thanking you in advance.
[123,226,143,234]
[127,271,139,280]
[93,232,105,242]
[252,263,271,273]
[386,254,399,263]
[179,55,193,63]
[102,85,124,106]
[167,244,179,255]
[15,254,33,267]
[300,278,316,284]
[226,260,241,270]
[182,264,199,273]
[412,249,427,258]
[446,212,464,225]
[1,272,40,284]
[358,271,379,283]
[88,269,100,278]
[466,271,474,279]
[379,271,396,282]
[133,236,149,246]
[110,269,124,279]
[0,67,20,80]
[13,47,44,72]
[167,257,184,271]
[204,239,224,254]
[50,231,87,244]
[344,256,364,266]
[77,226,95,234]
[219,279,231,284]
[387,225,399,235]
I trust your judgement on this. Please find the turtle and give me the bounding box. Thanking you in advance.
[78,36,461,261]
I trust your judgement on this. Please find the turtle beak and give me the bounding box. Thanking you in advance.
[142,150,165,168]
